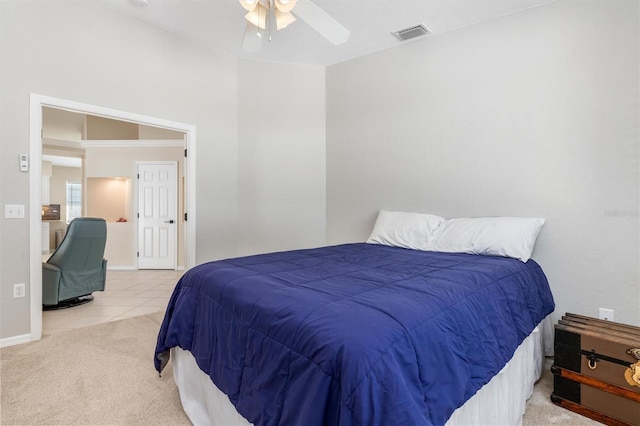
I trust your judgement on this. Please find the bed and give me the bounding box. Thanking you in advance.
[155,231,555,425]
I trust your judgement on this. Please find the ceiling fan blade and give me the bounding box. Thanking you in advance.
[292,0,349,45]
[242,22,263,52]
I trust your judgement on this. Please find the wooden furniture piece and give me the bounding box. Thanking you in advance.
[551,313,640,426]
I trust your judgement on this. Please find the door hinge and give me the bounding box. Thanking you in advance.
[184,149,187,157]
[136,252,139,258]
[137,212,139,219]
[184,213,187,222]
[137,173,140,179]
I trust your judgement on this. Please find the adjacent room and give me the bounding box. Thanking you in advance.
[40,107,188,331]
[0,0,637,425]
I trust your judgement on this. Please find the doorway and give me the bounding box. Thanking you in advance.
[30,94,197,341]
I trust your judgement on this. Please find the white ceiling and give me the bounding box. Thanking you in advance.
[102,0,556,66]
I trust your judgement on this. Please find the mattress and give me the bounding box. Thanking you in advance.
[155,243,555,425]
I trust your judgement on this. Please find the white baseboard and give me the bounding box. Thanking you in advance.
[0,333,32,348]
[107,265,186,271]
[107,265,136,271]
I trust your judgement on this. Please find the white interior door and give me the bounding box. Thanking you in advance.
[137,162,177,269]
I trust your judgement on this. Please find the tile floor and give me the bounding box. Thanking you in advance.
[42,269,184,335]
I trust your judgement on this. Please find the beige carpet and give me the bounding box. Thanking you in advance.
[522,358,600,426]
[0,311,189,425]
[1,312,599,426]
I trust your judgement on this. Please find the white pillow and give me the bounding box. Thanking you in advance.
[366,210,445,251]
[427,217,545,262]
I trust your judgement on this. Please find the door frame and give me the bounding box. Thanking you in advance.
[29,93,197,341]
[136,161,179,270]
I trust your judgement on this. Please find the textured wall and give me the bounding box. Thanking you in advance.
[326,0,639,325]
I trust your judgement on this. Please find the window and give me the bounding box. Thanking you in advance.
[66,181,82,224]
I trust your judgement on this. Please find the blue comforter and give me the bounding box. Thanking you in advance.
[155,243,554,425]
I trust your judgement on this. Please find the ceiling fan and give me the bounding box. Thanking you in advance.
[238,0,350,52]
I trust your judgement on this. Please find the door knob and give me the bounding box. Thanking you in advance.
[164,220,175,224]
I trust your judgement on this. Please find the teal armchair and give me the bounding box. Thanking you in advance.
[42,217,108,309]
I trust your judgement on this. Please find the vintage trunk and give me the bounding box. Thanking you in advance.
[551,313,640,426]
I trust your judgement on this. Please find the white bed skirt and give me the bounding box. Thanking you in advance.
[171,316,553,426]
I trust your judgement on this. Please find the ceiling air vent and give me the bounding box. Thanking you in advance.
[392,24,430,41]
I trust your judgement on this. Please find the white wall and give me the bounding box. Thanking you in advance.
[236,60,326,255]
[0,1,326,342]
[326,0,639,326]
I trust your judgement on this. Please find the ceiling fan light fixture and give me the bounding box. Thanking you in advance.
[274,0,297,13]
[239,0,259,12]
[274,9,296,30]
[239,0,350,51]
[245,5,268,30]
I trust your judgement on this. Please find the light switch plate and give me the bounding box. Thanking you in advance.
[5,204,25,219]
[19,154,29,172]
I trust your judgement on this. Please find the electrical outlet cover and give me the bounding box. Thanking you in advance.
[13,283,26,298]
[598,308,614,321]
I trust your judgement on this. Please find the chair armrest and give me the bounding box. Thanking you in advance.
[42,263,62,305]
[42,263,60,273]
